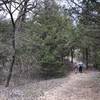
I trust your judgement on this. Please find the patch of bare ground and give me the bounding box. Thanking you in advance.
[0,71,100,100]
[38,71,100,100]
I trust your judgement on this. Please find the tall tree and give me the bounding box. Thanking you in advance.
[29,0,73,78]
[0,0,38,87]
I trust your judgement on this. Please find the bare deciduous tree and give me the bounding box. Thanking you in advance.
[1,0,38,87]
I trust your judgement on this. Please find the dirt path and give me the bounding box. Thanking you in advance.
[0,71,100,100]
[38,71,100,100]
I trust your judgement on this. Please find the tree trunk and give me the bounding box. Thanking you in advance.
[5,24,16,87]
[94,52,97,68]
[61,54,64,62]
[93,47,97,69]
[82,48,85,63]
[85,48,89,69]
[71,48,74,63]
[5,54,15,87]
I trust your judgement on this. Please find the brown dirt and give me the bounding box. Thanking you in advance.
[38,71,100,100]
[0,71,100,100]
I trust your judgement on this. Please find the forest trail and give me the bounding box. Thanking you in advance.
[38,71,100,100]
[0,71,100,100]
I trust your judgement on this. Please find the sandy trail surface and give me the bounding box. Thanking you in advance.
[0,71,100,100]
[38,71,100,100]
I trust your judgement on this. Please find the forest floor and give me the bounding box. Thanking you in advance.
[0,70,100,100]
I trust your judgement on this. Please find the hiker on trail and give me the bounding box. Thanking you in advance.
[73,61,86,73]
[73,62,78,73]
[79,64,83,73]
[78,62,86,73]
